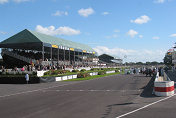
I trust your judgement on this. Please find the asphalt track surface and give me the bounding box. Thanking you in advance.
[0,74,175,118]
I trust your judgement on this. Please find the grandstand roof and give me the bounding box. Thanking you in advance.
[98,54,122,64]
[99,54,121,60]
[0,29,95,53]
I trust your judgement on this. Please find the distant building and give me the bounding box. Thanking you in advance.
[98,54,123,65]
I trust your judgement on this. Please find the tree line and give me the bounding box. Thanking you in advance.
[125,61,164,66]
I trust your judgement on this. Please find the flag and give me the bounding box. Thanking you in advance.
[167,49,174,52]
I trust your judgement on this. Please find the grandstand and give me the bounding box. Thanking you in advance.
[98,54,123,65]
[0,29,98,68]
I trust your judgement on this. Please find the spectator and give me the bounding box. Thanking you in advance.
[21,67,25,71]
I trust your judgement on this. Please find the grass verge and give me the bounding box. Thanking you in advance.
[63,72,123,81]
[42,70,120,77]
[42,72,77,77]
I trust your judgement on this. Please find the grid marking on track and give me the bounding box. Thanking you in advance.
[116,94,176,118]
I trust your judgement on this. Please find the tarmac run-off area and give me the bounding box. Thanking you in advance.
[0,74,175,118]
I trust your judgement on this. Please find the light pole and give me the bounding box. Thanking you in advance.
[124,55,127,68]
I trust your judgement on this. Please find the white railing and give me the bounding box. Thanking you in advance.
[155,72,159,82]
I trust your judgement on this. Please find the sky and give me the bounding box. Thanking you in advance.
[0,0,176,62]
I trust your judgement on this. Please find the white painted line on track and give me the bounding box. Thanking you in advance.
[116,94,176,118]
[43,89,141,92]
[0,82,83,98]
[0,74,120,98]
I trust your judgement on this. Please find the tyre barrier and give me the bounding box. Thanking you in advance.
[154,72,174,97]
[154,81,174,96]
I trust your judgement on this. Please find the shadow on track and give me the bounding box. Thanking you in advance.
[101,102,134,118]
[101,74,156,118]
[140,75,156,98]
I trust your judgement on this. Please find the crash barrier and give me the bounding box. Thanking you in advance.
[37,67,92,77]
[40,72,98,82]
[154,72,174,96]
[55,72,98,81]
[55,75,78,81]
[106,70,115,74]
[40,70,116,82]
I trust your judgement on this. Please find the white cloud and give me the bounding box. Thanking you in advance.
[169,34,176,37]
[102,12,109,15]
[105,29,120,39]
[131,15,150,24]
[127,29,138,38]
[114,29,120,33]
[0,0,8,4]
[84,32,91,36]
[93,46,165,62]
[105,34,118,39]
[154,0,165,3]
[94,46,136,58]
[0,0,31,4]
[52,11,68,16]
[152,36,160,40]
[78,7,94,17]
[13,0,30,3]
[35,25,81,36]
[139,35,143,38]
[0,31,7,34]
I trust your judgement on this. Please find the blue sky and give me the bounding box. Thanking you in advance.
[0,0,176,62]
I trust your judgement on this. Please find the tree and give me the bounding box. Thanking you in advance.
[164,54,172,66]
[146,62,151,65]
[151,61,158,65]
[136,62,143,65]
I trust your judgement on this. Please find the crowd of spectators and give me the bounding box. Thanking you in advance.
[11,49,82,61]
[140,67,163,77]
[12,49,43,60]
[1,48,101,72]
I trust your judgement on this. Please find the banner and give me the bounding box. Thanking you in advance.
[70,48,74,51]
[52,45,58,48]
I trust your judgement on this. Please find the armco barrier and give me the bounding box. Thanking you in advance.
[154,72,174,97]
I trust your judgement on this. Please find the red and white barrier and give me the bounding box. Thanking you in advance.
[154,72,174,96]
[154,81,174,96]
